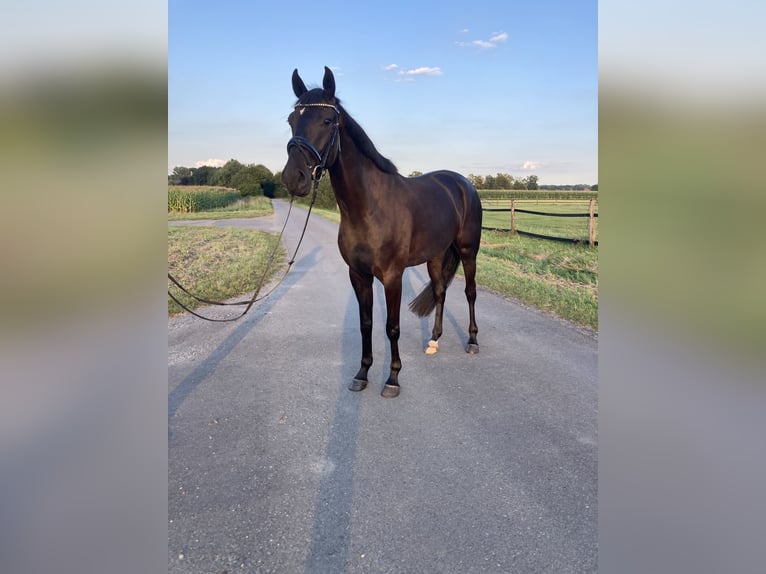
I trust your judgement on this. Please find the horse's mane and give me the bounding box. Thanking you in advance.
[337,102,398,175]
[298,90,398,175]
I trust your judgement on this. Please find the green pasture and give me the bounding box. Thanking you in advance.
[472,229,598,330]
[481,199,598,243]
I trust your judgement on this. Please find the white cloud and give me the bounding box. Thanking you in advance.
[457,30,508,50]
[401,66,443,76]
[384,64,442,81]
[520,161,542,170]
[194,158,226,168]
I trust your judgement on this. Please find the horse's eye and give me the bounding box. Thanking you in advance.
[324,118,332,126]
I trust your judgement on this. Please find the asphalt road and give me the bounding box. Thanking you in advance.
[168,199,598,573]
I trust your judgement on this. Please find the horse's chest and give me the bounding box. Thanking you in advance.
[338,227,400,274]
[338,235,375,269]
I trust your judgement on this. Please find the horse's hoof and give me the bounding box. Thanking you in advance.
[466,343,479,354]
[381,384,400,398]
[425,340,439,355]
[349,378,368,392]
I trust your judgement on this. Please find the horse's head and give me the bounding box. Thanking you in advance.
[281,66,341,197]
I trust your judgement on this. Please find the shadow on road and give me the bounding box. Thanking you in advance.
[304,286,363,572]
[168,247,321,427]
[304,264,475,571]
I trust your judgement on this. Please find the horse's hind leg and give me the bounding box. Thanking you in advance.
[424,255,447,355]
[461,252,479,354]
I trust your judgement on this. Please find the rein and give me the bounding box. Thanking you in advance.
[168,102,338,322]
[167,184,319,323]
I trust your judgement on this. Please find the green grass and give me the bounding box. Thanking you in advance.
[470,229,598,330]
[168,199,598,329]
[481,199,598,242]
[167,226,285,315]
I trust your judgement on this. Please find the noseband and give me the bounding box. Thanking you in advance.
[286,103,341,182]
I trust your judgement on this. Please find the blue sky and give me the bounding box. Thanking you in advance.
[169,0,597,185]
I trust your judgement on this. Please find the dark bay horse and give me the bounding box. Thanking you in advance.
[281,67,482,398]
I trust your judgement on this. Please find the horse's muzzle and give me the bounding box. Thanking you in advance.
[281,149,313,197]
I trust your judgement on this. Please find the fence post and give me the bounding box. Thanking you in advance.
[511,199,516,235]
[588,199,595,247]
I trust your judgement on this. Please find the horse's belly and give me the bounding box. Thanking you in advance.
[406,225,458,266]
[338,221,456,274]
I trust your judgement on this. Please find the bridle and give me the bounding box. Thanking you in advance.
[286,102,341,182]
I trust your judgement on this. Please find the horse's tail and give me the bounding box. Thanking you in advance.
[408,244,460,317]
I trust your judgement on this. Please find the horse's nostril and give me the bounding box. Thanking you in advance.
[281,166,311,197]
[293,171,307,190]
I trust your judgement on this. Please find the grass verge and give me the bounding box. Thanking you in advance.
[470,230,598,330]
[167,226,285,316]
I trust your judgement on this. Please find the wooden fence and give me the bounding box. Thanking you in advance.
[482,198,598,247]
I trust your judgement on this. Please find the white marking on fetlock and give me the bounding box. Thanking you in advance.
[425,339,439,355]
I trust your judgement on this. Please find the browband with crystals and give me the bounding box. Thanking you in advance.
[294,102,340,114]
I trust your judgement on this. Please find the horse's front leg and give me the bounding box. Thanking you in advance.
[348,268,373,392]
[381,273,403,398]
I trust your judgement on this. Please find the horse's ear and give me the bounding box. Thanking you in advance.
[292,69,307,98]
[322,66,336,100]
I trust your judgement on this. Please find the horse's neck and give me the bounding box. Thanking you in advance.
[328,135,390,214]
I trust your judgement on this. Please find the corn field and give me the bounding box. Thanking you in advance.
[168,186,242,212]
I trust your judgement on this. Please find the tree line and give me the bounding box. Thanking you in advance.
[169,161,288,198]
[465,173,596,191]
[168,161,597,201]
[467,173,539,190]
